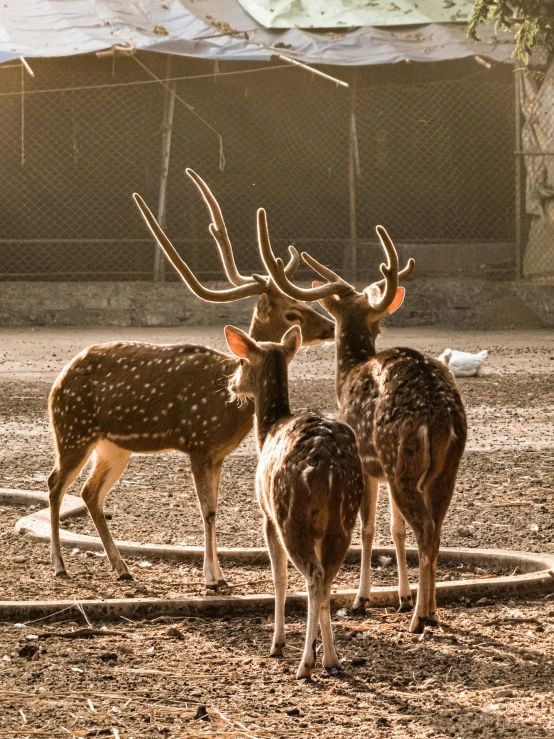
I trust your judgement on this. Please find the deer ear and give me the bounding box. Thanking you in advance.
[281,325,302,359]
[255,292,271,321]
[383,287,405,315]
[224,325,258,359]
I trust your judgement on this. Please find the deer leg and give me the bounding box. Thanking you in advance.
[427,533,441,626]
[352,474,379,614]
[297,559,324,680]
[390,493,413,612]
[80,440,132,580]
[265,516,288,658]
[48,445,94,578]
[320,580,342,673]
[190,454,226,591]
[409,517,436,634]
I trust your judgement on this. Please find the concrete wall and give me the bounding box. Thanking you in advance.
[1,279,553,329]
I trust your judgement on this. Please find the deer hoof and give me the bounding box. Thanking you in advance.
[205,580,230,594]
[296,663,314,680]
[409,616,427,634]
[350,599,368,616]
[397,597,414,613]
[55,570,69,579]
[118,573,133,581]
[269,643,285,658]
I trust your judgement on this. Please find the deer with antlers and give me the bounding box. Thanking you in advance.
[47,170,334,590]
[225,295,363,678]
[257,215,467,633]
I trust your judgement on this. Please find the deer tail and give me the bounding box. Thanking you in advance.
[416,424,455,494]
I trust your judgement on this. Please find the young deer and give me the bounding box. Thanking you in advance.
[257,217,467,633]
[225,311,363,679]
[47,170,334,590]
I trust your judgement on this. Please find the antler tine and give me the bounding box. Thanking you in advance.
[283,245,300,277]
[186,168,255,287]
[375,256,415,289]
[134,193,264,303]
[367,225,400,312]
[257,208,352,301]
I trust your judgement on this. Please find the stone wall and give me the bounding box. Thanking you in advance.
[1,279,553,329]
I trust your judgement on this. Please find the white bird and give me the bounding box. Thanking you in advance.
[438,348,488,377]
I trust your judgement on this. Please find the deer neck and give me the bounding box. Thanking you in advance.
[248,314,272,342]
[253,370,291,449]
[335,313,378,393]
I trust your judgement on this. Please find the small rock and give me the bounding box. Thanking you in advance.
[123,590,135,598]
[496,689,514,698]
[12,555,27,564]
[286,707,301,717]
[85,551,96,558]
[165,626,184,639]
[18,644,39,660]
[100,652,118,663]
[457,526,473,538]
[194,705,209,721]
[475,597,489,605]
[118,645,133,655]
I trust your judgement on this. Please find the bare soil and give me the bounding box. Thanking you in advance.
[1,326,553,738]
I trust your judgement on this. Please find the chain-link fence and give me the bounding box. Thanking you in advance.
[0,53,516,282]
[517,63,554,279]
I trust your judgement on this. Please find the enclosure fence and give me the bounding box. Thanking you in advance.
[0,55,516,282]
[516,64,554,279]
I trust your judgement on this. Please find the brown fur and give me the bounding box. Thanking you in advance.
[47,263,334,588]
[255,218,467,633]
[226,326,364,679]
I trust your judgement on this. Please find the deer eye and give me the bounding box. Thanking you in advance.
[285,312,303,323]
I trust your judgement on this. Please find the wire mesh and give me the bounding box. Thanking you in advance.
[0,54,516,282]
[518,65,554,279]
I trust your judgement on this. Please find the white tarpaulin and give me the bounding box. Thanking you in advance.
[0,0,515,65]
[237,0,475,29]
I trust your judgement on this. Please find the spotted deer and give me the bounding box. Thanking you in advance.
[257,215,467,633]
[47,170,334,590]
[225,313,363,679]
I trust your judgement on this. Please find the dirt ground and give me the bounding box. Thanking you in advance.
[1,325,553,738]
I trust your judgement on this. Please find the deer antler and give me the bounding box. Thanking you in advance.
[134,193,266,302]
[256,209,353,301]
[186,169,299,285]
[364,226,401,312]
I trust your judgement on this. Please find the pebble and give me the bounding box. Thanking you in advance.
[457,526,473,538]
[165,626,184,639]
[84,551,96,558]
[11,555,26,564]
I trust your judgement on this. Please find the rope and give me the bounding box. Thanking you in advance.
[132,55,227,171]
[0,63,294,97]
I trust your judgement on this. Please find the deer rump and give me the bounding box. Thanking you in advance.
[257,413,363,548]
[373,349,467,499]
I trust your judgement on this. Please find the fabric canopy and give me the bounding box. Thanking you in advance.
[0,0,515,65]
[237,0,476,28]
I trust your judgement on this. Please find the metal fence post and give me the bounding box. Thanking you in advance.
[153,61,176,282]
[514,70,523,280]
[348,68,358,283]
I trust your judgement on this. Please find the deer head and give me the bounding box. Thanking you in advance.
[254,207,414,340]
[134,170,334,345]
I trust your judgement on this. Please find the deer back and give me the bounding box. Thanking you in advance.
[49,341,253,459]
